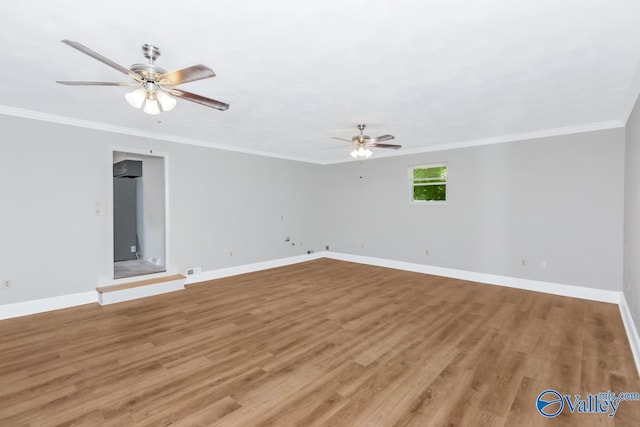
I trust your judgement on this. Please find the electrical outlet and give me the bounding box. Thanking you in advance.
[540,261,547,269]
[186,267,202,276]
[130,246,136,253]
[521,260,526,267]
[3,280,11,289]
[325,245,330,250]
[425,249,430,255]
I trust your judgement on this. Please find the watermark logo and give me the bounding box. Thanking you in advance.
[536,389,640,418]
[536,389,564,418]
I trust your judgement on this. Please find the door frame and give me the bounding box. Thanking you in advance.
[107,146,170,281]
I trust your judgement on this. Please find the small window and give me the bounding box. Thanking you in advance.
[410,163,447,203]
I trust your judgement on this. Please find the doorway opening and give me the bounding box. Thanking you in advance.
[113,151,167,279]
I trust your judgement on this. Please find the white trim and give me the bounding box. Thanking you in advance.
[4,251,638,378]
[98,278,185,305]
[324,253,639,375]
[409,162,448,205]
[324,252,621,303]
[184,252,324,285]
[0,106,623,166]
[619,293,640,377]
[321,121,624,165]
[0,106,316,164]
[0,291,98,320]
[107,148,171,284]
[0,252,623,308]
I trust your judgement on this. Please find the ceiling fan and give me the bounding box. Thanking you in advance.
[332,124,401,158]
[56,39,229,115]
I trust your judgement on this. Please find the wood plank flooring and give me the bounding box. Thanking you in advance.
[1,258,639,426]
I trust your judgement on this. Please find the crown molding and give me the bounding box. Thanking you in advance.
[0,105,624,166]
[320,120,625,164]
[0,105,317,164]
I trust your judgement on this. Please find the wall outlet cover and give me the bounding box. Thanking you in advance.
[186,267,202,276]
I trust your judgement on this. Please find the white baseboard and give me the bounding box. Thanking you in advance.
[98,278,185,305]
[0,291,98,320]
[619,293,640,377]
[324,252,621,304]
[184,252,324,285]
[1,252,637,376]
[324,252,638,376]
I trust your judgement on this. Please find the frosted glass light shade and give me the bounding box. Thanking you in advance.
[156,91,176,112]
[143,99,161,115]
[125,88,146,109]
[351,145,374,158]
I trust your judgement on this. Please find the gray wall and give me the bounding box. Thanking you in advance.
[0,113,627,307]
[320,128,625,290]
[625,94,640,333]
[0,115,323,305]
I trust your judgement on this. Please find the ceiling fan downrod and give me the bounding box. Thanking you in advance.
[141,44,161,64]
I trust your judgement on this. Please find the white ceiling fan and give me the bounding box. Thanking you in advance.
[56,40,229,115]
[332,124,401,158]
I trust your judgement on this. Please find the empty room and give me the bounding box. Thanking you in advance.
[2,1,640,425]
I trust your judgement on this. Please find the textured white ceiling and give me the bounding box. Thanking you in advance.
[1,0,639,163]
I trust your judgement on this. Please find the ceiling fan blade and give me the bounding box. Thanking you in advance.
[370,143,402,149]
[158,65,215,86]
[56,81,137,86]
[61,40,141,82]
[371,134,395,143]
[331,137,352,143]
[169,89,229,111]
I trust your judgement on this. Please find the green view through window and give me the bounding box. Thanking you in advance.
[411,164,447,203]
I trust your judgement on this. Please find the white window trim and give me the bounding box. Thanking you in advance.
[409,162,448,205]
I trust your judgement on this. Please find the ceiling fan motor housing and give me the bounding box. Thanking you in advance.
[130,44,165,81]
[129,63,167,81]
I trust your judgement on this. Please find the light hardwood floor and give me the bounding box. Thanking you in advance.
[1,259,639,426]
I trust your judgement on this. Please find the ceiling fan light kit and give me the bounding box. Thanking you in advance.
[351,146,373,158]
[57,40,229,114]
[125,81,177,115]
[333,124,401,159]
